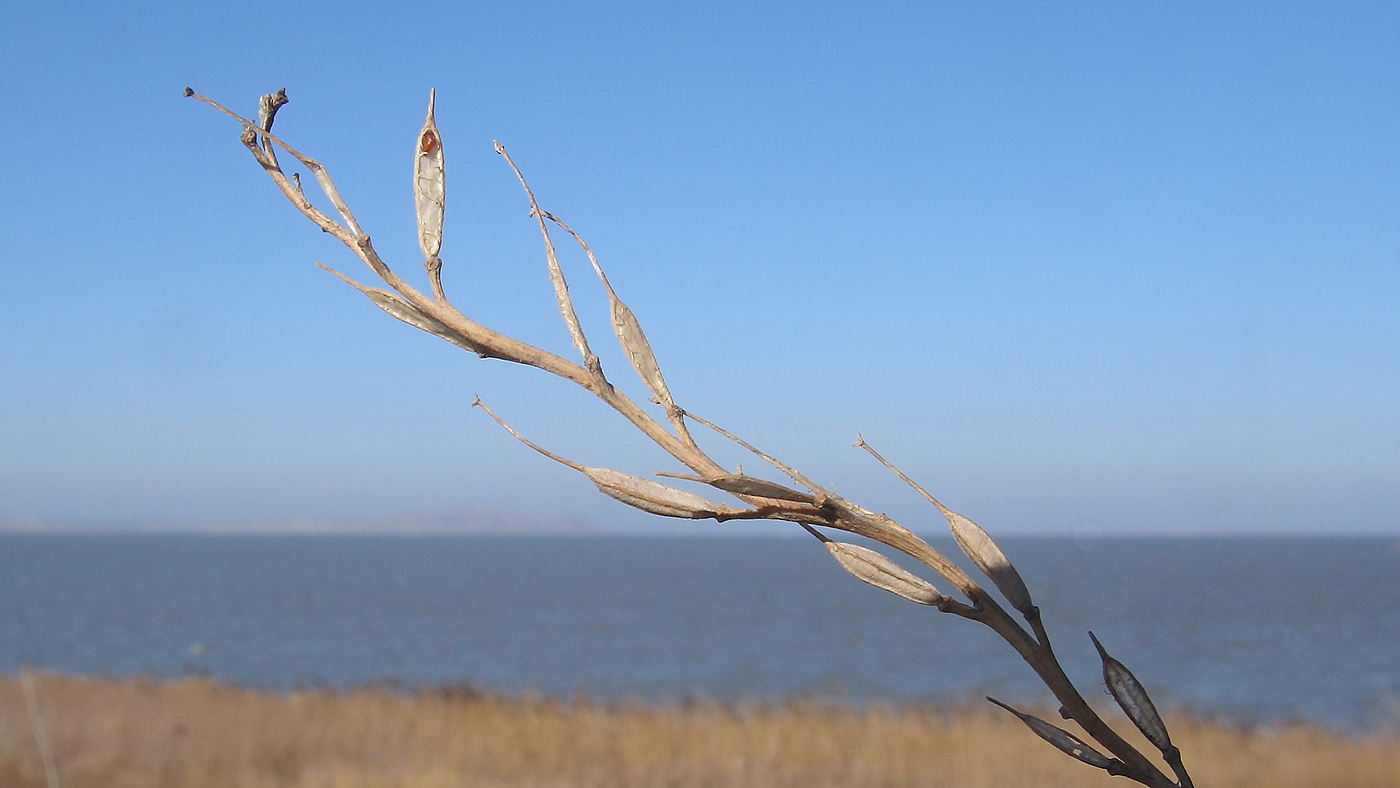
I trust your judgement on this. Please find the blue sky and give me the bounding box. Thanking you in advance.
[1,2,1396,534]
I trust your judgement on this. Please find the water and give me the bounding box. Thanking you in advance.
[2,535,1398,729]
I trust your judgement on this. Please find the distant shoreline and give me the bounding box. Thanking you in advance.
[3,524,1397,538]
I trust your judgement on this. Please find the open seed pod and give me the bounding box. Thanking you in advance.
[414,89,445,259]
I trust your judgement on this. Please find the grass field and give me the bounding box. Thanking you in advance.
[2,673,1396,787]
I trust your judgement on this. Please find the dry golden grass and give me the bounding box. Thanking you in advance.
[1,673,1396,788]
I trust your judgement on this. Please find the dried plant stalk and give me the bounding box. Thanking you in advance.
[192,87,1197,788]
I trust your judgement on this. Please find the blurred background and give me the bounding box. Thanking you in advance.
[1,1,1397,534]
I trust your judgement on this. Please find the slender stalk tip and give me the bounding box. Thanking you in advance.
[1089,631,1109,659]
[182,86,194,97]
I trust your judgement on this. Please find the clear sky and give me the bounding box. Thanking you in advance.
[1,2,1396,534]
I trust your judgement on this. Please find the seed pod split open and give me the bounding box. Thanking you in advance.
[414,89,445,259]
[945,510,1034,615]
[1091,632,1173,752]
[987,697,1118,771]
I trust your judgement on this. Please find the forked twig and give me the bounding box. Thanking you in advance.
[192,87,1194,788]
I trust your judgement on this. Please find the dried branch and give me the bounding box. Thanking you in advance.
[193,87,1193,788]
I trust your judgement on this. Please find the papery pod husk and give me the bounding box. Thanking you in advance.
[987,698,1117,770]
[363,289,484,355]
[585,467,723,519]
[945,510,1034,615]
[611,298,674,410]
[708,474,814,503]
[825,542,941,605]
[414,90,445,259]
[1091,632,1172,752]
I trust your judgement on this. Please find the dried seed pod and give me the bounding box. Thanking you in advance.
[472,399,732,519]
[537,210,676,410]
[414,89,445,259]
[1091,632,1173,752]
[584,467,726,519]
[707,474,815,503]
[818,536,942,605]
[987,697,1118,771]
[945,510,1034,615]
[360,287,484,355]
[611,296,675,411]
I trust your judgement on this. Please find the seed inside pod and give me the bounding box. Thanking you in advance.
[413,89,445,260]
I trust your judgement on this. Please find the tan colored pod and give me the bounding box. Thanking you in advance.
[360,288,484,355]
[584,467,725,519]
[945,510,1034,615]
[414,89,445,259]
[610,298,674,411]
[825,541,942,605]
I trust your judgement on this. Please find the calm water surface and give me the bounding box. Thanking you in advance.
[2,535,1398,729]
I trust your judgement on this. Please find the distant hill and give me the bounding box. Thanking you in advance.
[0,509,600,536]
